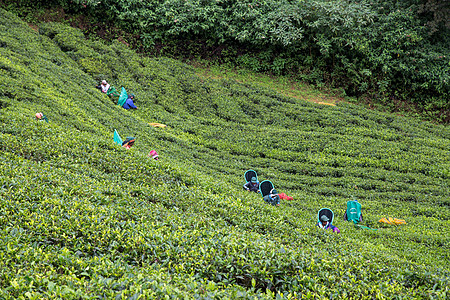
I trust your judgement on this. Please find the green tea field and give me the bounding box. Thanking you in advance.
[0,9,449,299]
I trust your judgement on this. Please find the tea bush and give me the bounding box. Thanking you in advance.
[0,9,449,299]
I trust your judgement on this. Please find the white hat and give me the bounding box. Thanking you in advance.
[101,80,107,84]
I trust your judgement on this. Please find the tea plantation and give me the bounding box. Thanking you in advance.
[0,8,449,299]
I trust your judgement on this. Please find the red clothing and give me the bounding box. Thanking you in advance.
[278,193,293,201]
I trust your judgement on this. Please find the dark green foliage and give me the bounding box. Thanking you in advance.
[43,0,446,122]
[418,0,450,35]
[0,9,449,299]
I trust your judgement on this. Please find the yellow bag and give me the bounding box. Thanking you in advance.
[149,123,167,128]
[378,217,406,225]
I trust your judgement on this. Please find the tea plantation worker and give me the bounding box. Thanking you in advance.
[96,80,110,93]
[123,93,137,110]
[149,150,159,160]
[317,215,340,233]
[122,137,135,149]
[35,112,49,122]
[263,189,280,206]
[243,176,260,192]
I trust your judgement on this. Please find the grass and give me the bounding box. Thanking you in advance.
[0,8,449,299]
[191,61,343,106]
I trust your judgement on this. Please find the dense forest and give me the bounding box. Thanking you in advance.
[1,0,449,123]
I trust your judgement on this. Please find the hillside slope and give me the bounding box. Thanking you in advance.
[0,9,449,299]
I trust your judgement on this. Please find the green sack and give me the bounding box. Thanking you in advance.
[345,200,362,224]
[107,86,120,97]
[118,87,128,107]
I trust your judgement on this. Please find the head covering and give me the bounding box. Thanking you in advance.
[130,94,135,98]
[101,80,107,85]
[149,150,159,160]
[251,177,257,183]
[271,189,278,195]
[35,112,43,120]
[320,215,329,222]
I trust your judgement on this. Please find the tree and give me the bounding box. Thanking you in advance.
[418,0,450,35]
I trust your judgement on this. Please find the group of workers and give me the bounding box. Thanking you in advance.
[98,80,160,160]
[243,177,293,202]
[96,80,137,110]
[37,79,353,234]
[243,173,342,233]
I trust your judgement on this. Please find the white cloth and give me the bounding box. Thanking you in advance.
[318,221,329,229]
[101,83,110,93]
